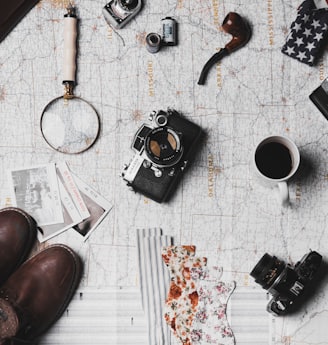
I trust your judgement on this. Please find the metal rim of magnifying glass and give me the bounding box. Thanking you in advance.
[40,95,101,154]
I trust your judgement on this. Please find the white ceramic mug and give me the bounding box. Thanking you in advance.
[253,136,300,206]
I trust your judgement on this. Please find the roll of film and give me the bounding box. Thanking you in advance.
[146,32,162,53]
[161,17,177,46]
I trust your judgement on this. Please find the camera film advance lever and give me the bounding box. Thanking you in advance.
[103,0,142,29]
[121,109,204,203]
[250,251,322,316]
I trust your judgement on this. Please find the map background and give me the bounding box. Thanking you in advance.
[0,0,328,344]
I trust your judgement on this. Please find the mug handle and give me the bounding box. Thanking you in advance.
[277,181,289,206]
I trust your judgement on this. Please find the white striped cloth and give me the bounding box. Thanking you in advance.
[40,287,148,345]
[136,229,173,345]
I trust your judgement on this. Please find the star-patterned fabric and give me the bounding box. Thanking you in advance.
[282,0,328,66]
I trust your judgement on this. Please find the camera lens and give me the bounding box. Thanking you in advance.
[145,127,183,167]
[120,0,139,10]
[250,253,286,290]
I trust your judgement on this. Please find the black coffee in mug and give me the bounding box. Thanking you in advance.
[255,142,292,179]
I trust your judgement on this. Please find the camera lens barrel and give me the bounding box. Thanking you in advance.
[250,253,286,290]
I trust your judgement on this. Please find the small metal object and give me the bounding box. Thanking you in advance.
[155,113,168,126]
[103,0,142,29]
[180,160,188,171]
[146,32,162,54]
[148,110,157,121]
[168,168,175,176]
[143,160,151,168]
[161,17,177,46]
[154,169,162,178]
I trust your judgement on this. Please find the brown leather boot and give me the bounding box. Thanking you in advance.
[0,208,37,285]
[0,244,83,344]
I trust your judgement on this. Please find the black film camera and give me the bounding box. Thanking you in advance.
[250,251,322,316]
[121,109,203,203]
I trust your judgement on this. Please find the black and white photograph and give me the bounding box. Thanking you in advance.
[37,178,84,242]
[71,174,112,241]
[8,163,63,226]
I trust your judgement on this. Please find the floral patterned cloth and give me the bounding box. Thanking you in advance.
[162,246,235,345]
[162,245,207,345]
[191,268,235,344]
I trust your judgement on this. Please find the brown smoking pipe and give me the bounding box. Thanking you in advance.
[198,12,251,85]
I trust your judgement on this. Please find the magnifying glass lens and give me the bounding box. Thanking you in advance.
[41,96,100,154]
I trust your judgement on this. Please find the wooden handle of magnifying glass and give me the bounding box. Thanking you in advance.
[63,7,77,84]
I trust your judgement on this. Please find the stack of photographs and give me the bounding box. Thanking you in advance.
[8,162,112,242]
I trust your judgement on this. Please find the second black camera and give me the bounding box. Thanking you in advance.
[250,251,322,316]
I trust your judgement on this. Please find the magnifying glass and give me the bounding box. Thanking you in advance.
[40,4,100,154]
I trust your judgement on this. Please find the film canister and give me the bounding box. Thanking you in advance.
[146,32,162,53]
[161,17,177,46]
